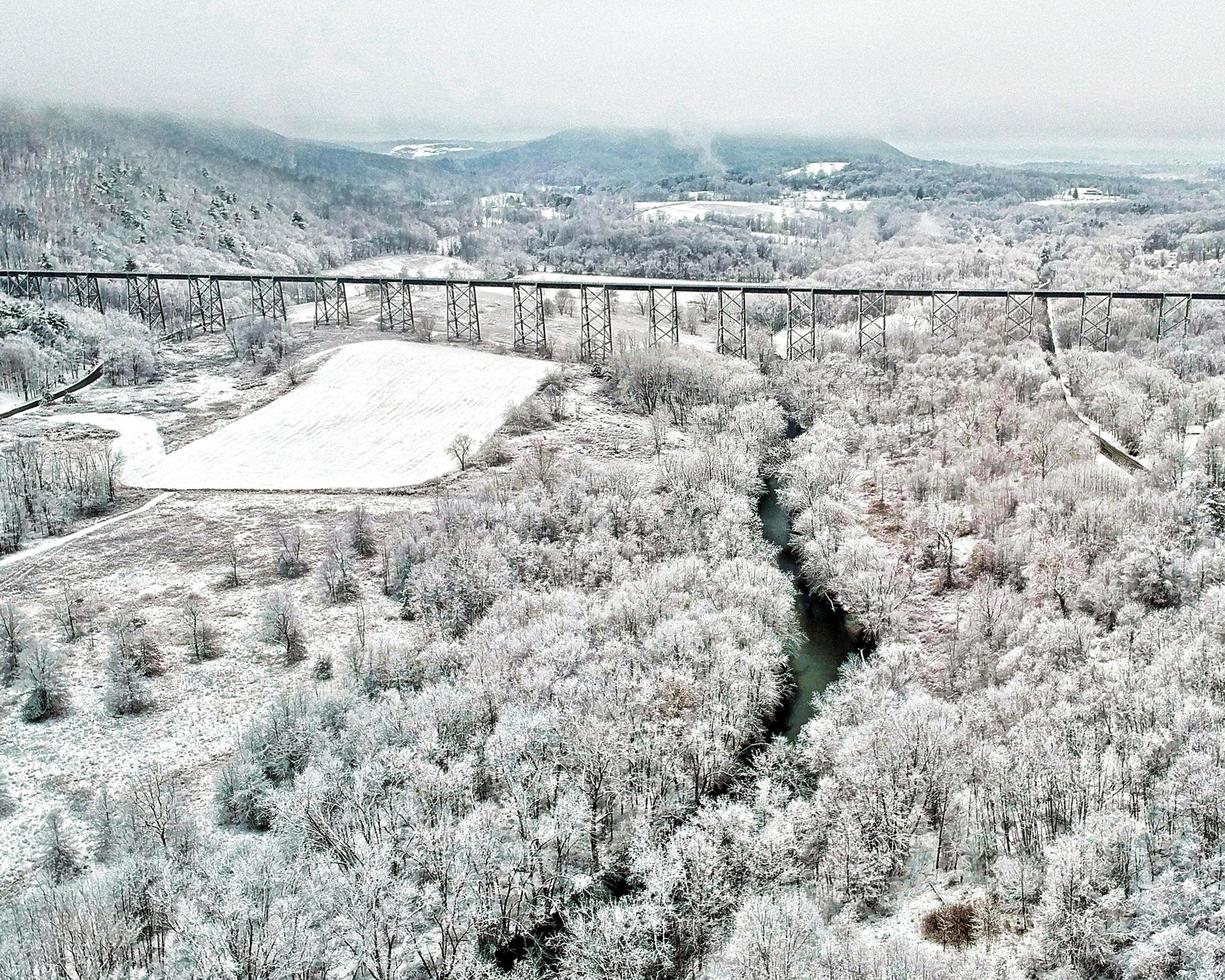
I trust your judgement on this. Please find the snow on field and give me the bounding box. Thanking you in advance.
[57,412,166,483]
[387,142,473,159]
[634,195,867,224]
[0,391,25,413]
[782,160,849,177]
[325,253,484,280]
[130,342,553,490]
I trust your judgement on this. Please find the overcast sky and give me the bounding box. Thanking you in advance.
[2,0,1223,162]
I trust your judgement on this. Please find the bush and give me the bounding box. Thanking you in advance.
[502,395,553,435]
[920,902,975,947]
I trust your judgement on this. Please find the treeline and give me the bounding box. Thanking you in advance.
[0,436,121,553]
[0,295,156,398]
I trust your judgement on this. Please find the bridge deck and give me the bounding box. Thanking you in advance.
[2,270,1224,302]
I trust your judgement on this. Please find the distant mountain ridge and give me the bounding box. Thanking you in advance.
[379,127,914,185]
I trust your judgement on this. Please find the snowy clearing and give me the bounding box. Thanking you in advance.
[56,412,166,483]
[130,341,553,490]
[781,160,849,177]
[634,196,867,223]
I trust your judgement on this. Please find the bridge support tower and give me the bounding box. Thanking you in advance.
[931,291,959,344]
[1079,293,1112,351]
[579,285,613,361]
[378,280,414,332]
[1156,293,1191,343]
[127,276,166,333]
[250,277,287,320]
[513,283,547,353]
[187,276,226,334]
[314,279,350,327]
[717,288,747,358]
[1003,292,1035,341]
[857,290,887,357]
[446,282,480,342]
[2,273,41,301]
[66,274,104,313]
[647,287,679,346]
[787,290,816,360]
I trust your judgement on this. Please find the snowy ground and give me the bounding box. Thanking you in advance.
[634,196,867,223]
[782,160,849,177]
[129,341,553,490]
[0,366,654,899]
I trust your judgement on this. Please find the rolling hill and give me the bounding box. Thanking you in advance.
[440,127,913,185]
[0,103,451,273]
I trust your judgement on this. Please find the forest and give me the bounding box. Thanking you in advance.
[3,102,1225,978]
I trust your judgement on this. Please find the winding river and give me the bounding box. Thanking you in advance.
[758,475,860,739]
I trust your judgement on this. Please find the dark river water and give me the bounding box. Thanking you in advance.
[758,476,860,739]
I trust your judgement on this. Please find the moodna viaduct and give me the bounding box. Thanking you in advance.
[1,270,1222,361]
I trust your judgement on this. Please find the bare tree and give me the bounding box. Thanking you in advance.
[348,504,377,558]
[182,597,223,662]
[222,535,242,588]
[0,600,25,687]
[650,411,669,457]
[320,534,358,603]
[276,526,309,578]
[448,433,475,471]
[258,590,307,664]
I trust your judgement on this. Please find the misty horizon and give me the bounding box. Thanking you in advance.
[3,0,1225,166]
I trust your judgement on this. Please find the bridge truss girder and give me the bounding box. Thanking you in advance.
[1156,293,1191,343]
[512,283,547,353]
[1079,293,1113,351]
[931,291,959,343]
[787,290,817,360]
[127,276,166,333]
[1003,292,1035,342]
[66,274,104,314]
[647,287,679,347]
[378,280,414,333]
[446,282,480,342]
[717,288,747,358]
[2,273,41,301]
[579,285,613,361]
[187,277,226,334]
[250,277,287,321]
[857,290,887,357]
[314,279,350,327]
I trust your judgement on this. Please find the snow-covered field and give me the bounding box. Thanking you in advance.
[128,342,552,490]
[782,160,849,177]
[387,142,473,159]
[634,196,867,224]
